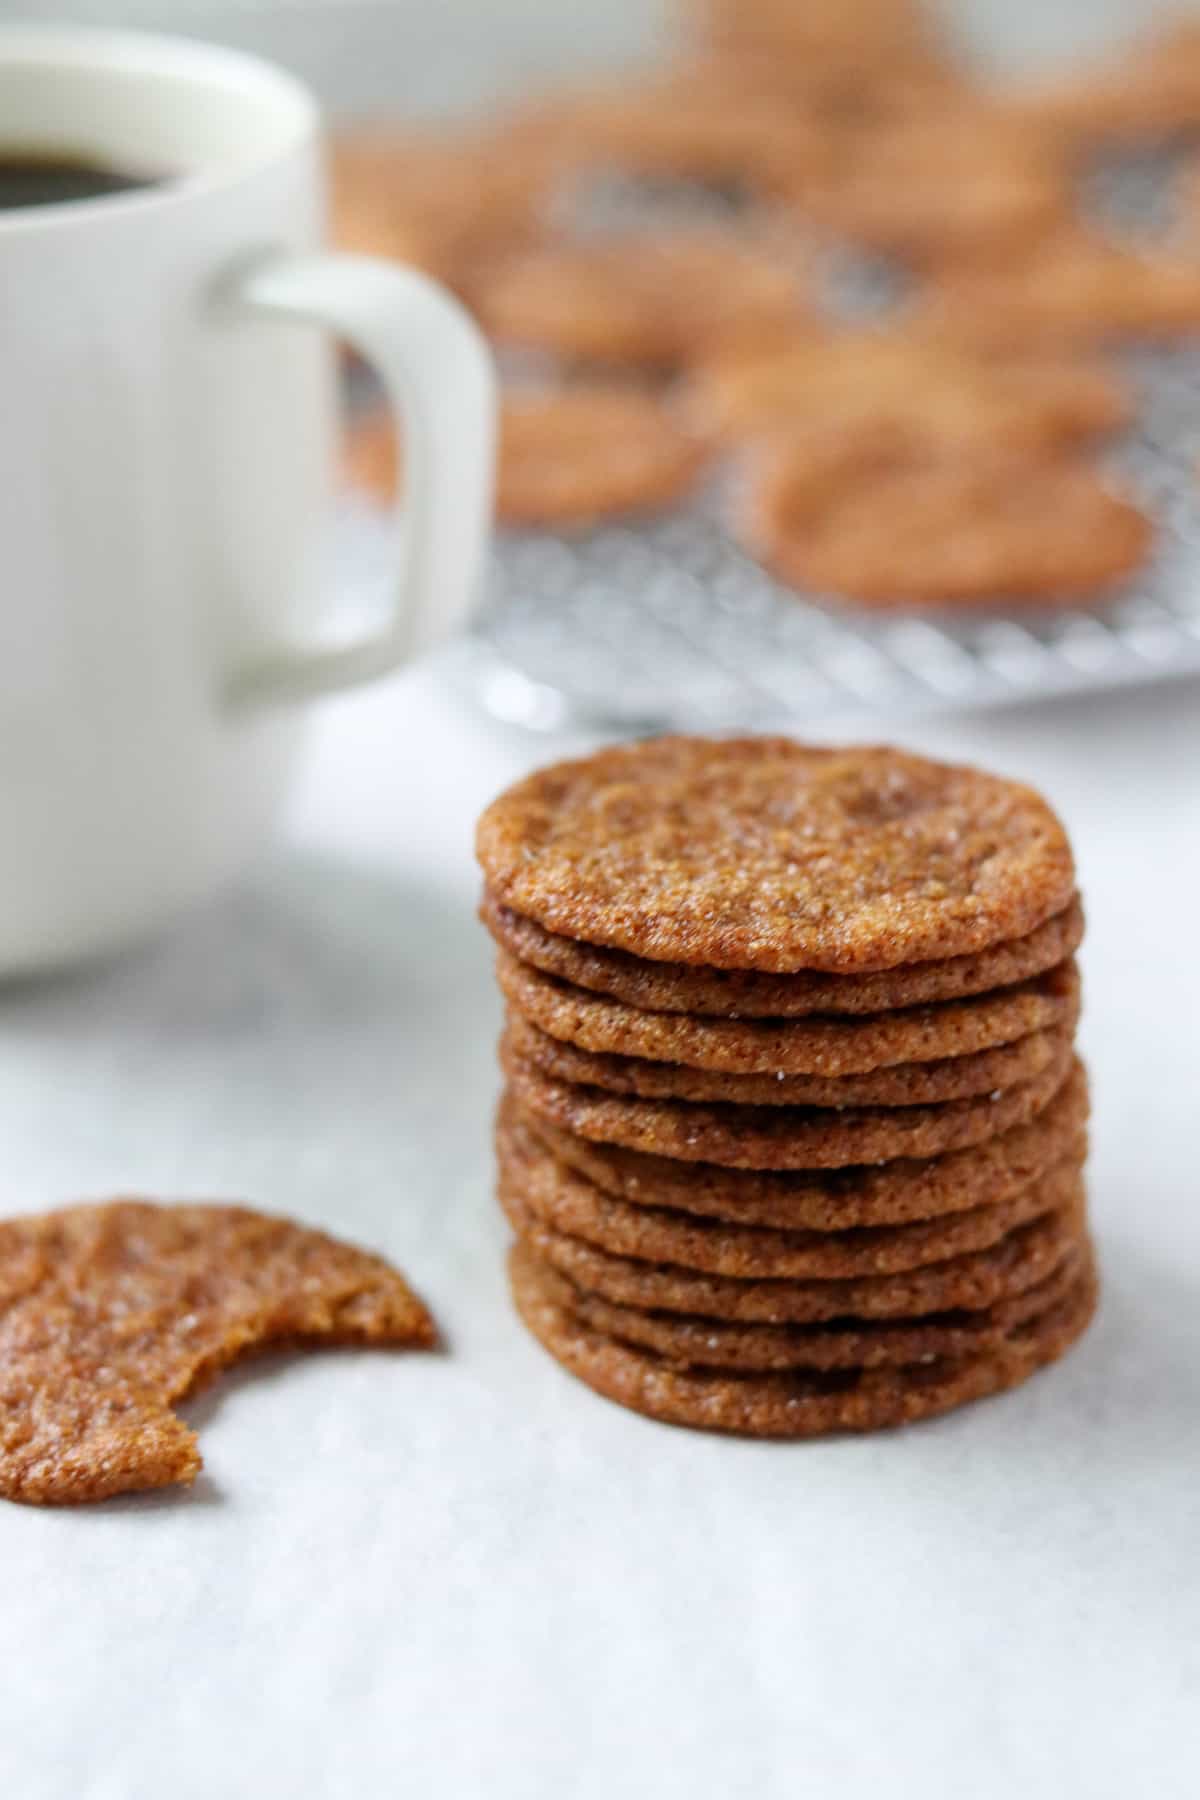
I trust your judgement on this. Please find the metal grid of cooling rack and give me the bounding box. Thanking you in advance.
[460,338,1200,732]
[455,142,1200,732]
[338,155,1200,733]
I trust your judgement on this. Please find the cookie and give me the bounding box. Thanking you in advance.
[693,0,937,60]
[500,76,830,193]
[502,1176,1085,1324]
[1011,23,1200,150]
[509,1241,1097,1432]
[476,738,1077,975]
[915,234,1200,348]
[519,1058,1089,1230]
[687,334,1132,450]
[330,124,547,290]
[667,46,968,130]
[497,1095,1086,1280]
[345,386,707,528]
[477,233,817,369]
[741,432,1152,606]
[502,1034,1073,1169]
[505,1009,1073,1109]
[481,890,1085,1019]
[496,947,1080,1074]
[781,117,1070,260]
[516,1238,1087,1372]
[0,1201,435,1506]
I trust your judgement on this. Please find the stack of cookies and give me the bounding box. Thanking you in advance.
[477,736,1096,1438]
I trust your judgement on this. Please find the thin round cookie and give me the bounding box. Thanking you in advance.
[516,1240,1089,1372]
[497,1097,1086,1280]
[694,0,936,60]
[500,1182,1086,1324]
[780,117,1070,260]
[330,125,547,290]
[504,1009,1073,1109]
[502,1034,1074,1170]
[496,947,1080,1074]
[498,77,828,192]
[476,738,1077,975]
[687,334,1132,450]
[345,386,707,529]
[741,434,1152,607]
[476,233,817,369]
[509,1242,1098,1436]
[480,890,1085,1018]
[518,1058,1089,1229]
[1009,23,1200,152]
[662,46,967,131]
[914,233,1200,349]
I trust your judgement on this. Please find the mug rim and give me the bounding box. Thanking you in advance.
[0,24,319,236]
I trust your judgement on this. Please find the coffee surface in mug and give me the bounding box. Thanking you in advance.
[0,148,163,209]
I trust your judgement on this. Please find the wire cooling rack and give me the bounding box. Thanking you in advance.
[460,343,1200,731]
[341,158,1200,733]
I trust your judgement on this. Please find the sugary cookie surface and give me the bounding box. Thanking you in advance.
[0,1201,435,1506]
[477,737,1076,973]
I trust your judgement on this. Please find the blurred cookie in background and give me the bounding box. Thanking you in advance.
[492,74,829,195]
[777,113,1074,262]
[687,332,1133,451]
[475,231,819,368]
[1008,21,1200,154]
[345,385,708,528]
[737,429,1153,607]
[688,0,941,62]
[912,231,1200,347]
[331,123,554,293]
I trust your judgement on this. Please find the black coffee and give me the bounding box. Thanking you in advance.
[0,150,161,210]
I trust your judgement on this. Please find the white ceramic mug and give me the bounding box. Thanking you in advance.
[0,26,495,973]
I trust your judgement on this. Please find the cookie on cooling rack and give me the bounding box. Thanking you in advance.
[1008,21,1200,151]
[914,232,1200,346]
[476,232,817,368]
[493,75,828,193]
[778,114,1072,260]
[330,124,549,290]
[345,386,708,528]
[738,429,1153,606]
[687,332,1132,449]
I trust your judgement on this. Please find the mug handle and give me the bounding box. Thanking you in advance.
[220,251,496,709]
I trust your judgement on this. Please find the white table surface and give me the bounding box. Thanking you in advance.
[1,659,1197,1800]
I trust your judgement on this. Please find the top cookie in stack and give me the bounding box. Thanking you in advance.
[478,737,1095,1437]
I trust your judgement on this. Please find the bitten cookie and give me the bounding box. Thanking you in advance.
[0,1201,435,1506]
